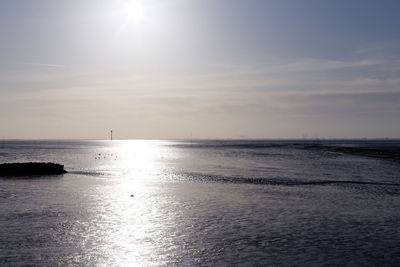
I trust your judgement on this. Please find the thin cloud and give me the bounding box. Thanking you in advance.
[22,62,66,68]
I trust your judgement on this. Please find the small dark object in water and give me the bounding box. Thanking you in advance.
[0,162,67,176]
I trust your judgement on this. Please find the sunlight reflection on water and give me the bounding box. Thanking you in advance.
[116,140,161,172]
[78,140,183,266]
[94,140,176,180]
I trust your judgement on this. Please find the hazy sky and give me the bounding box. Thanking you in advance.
[1,0,400,139]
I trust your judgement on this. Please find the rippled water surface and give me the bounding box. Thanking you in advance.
[0,140,399,266]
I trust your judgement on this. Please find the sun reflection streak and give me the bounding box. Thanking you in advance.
[110,140,168,179]
[118,140,158,168]
[83,140,181,266]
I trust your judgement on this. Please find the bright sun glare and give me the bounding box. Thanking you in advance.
[124,1,146,22]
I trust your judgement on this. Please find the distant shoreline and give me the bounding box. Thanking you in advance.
[1,138,400,142]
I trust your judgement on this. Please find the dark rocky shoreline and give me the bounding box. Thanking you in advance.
[0,162,67,176]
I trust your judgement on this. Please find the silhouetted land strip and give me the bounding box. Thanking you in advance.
[0,162,67,176]
[304,144,400,163]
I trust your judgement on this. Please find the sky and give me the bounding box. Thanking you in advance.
[0,0,400,139]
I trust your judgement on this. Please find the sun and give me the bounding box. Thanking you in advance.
[123,1,146,22]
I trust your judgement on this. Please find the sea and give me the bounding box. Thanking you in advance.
[0,139,399,266]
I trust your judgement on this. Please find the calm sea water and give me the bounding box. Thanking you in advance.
[0,140,399,266]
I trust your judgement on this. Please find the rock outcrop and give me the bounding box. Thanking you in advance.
[0,162,67,176]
